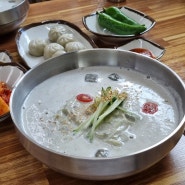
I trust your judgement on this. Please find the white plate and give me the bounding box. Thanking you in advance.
[16,20,97,68]
[83,6,156,42]
[117,37,165,59]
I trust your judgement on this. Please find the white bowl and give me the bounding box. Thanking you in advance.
[117,37,165,59]
[0,63,25,121]
[83,6,156,43]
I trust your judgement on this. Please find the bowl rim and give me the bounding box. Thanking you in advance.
[0,61,27,73]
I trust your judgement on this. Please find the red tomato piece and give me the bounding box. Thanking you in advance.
[142,102,158,114]
[76,94,93,103]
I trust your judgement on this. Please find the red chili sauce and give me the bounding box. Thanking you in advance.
[130,48,155,59]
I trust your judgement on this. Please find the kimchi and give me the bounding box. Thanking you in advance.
[0,82,12,116]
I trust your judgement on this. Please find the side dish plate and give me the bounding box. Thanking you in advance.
[16,20,97,68]
[117,37,165,59]
[0,63,25,122]
[83,7,156,43]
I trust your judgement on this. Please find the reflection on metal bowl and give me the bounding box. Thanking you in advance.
[10,49,185,180]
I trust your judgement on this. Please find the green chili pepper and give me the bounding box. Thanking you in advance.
[98,12,146,35]
[104,6,140,25]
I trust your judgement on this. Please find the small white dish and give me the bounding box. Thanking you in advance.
[16,20,97,68]
[117,37,165,59]
[0,63,25,122]
[0,50,13,63]
[83,6,156,43]
[0,65,24,88]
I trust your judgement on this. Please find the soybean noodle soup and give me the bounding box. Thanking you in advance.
[21,66,179,158]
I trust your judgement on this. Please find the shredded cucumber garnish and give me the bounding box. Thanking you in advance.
[73,87,129,142]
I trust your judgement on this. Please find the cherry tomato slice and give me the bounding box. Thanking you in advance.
[142,102,158,114]
[76,94,93,103]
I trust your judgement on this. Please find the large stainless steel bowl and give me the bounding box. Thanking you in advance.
[10,49,185,180]
[0,0,29,35]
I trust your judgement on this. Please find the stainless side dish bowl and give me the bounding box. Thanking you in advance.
[10,49,185,180]
[0,0,29,35]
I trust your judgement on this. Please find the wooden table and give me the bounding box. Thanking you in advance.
[1,0,185,184]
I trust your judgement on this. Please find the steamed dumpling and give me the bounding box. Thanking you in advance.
[52,50,66,58]
[44,43,64,59]
[65,41,86,52]
[29,39,47,57]
[57,33,75,46]
[48,25,66,42]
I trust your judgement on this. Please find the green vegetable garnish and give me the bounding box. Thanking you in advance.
[73,87,128,142]
[117,106,141,122]
[98,12,146,35]
[104,6,140,26]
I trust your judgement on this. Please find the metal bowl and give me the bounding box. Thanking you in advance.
[0,0,29,35]
[10,49,185,180]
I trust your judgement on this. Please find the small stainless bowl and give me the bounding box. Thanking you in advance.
[10,49,185,180]
[0,0,29,35]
